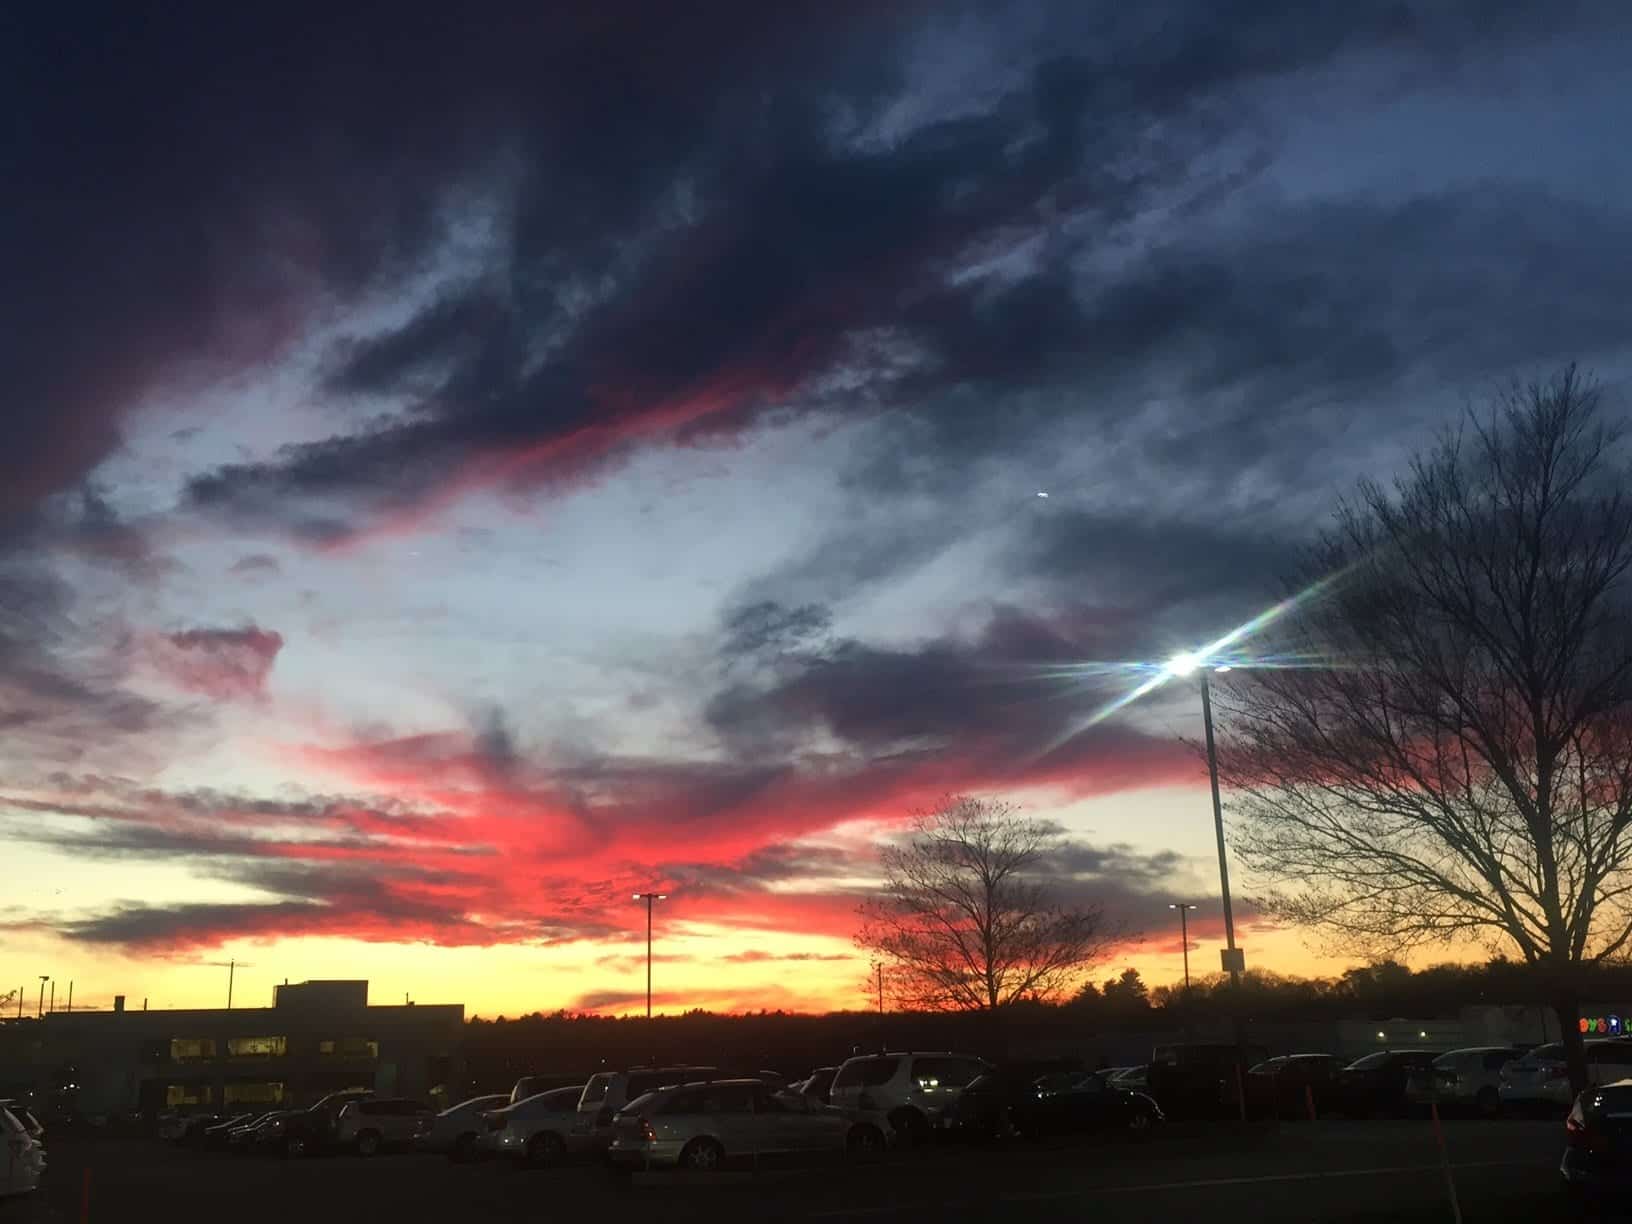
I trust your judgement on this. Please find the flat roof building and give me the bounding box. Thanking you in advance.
[0,980,463,1117]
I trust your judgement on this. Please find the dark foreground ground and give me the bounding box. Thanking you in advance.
[6,1119,1599,1224]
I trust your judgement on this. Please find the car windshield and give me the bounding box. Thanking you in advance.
[1344,1052,1395,1071]
[579,1075,613,1106]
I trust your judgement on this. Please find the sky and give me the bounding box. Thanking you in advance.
[2,0,1631,1019]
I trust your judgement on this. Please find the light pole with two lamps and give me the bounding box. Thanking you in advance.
[1168,903,1198,991]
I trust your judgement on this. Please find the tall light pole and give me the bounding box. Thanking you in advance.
[37,976,48,1019]
[1166,655,1243,987]
[1168,903,1198,990]
[632,892,667,1020]
[1168,653,1249,1122]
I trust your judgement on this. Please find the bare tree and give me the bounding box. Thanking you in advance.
[856,795,1111,1011]
[1218,367,1632,1092]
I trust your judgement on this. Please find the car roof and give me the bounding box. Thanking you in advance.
[656,1077,765,1091]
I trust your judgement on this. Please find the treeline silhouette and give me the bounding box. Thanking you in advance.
[459,958,1632,1090]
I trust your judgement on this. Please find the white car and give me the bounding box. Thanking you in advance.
[484,1085,584,1165]
[1405,1046,1524,1115]
[608,1078,883,1171]
[1500,1040,1632,1111]
[574,1066,718,1147]
[483,1090,587,1161]
[1,1103,46,1199]
[828,1051,990,1144]
[333,1097,436,1156]
[417,1093,509,1161]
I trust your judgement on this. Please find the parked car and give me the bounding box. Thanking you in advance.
[177,1113,225,1146]
[417,1093,509,1161]
[1246,1054,1346,1119]
[486,1085,585,1166]
[0,1101,44,1147]
[950,1068,1162,1140]
[200,1113,256,1149]
[574,1066,720,1146]
[1501,1039,1632,1114]
[828,1051,990,1145]
[1108,1065,1149,1091]
[509,1073,586,1106]
[333,1097,435,1156]
[1405,1046,1525,1117]
[1561,1079,1632,1201]
[1147,1043,1270,1119]
[797,1067,840,1105]
[1336,1050,1439,1117]
[0,1102,46,1200]
[279,1088,376,1156]
[226,1111,283,1149]
[608,1078,884,1171]
[246,1110,302,1152]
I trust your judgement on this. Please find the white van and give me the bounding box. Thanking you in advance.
[574,1065,719,1144]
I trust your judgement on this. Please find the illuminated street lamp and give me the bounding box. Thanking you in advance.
[632,892,668,1020]
[1165,652,1244,988]
[1168,903,1198,990]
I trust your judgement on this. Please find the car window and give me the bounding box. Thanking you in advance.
[661,1088,706,1115]
[1523,1044,1564,1063]
[580,1074,613,1106]
[835,1057,900,1088]
[705,1084,756,1114]
[911,1057,983,1088]
[623,1092,659,1115]
[1345,1052,1392,1071]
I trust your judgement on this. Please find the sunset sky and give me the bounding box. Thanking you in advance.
[2,2,1630,1018]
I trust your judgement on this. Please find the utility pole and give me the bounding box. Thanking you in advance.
[227,960,235,1010]
[47,980,54,1014]
[66,980,72,1013]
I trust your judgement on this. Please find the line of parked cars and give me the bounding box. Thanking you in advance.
[160,1049,1169,1174]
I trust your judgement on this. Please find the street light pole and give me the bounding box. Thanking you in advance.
[632,892,667,1020]
[1200,671,1241,988]
[37,976,47,1019]
[1168,903,1198,990]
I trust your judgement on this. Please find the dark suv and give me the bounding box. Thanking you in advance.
[1146,1043,1269,1120]
[1335,1050,1438,1117]
[279,1089,374,1157]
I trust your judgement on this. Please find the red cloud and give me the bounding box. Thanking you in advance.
[144,626,284,699]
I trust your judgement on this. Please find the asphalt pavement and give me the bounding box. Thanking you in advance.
[8,1119,1588,1224]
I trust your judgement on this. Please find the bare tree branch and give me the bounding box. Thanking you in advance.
[856,795,1112,1011]
[1218,366,1632,1092]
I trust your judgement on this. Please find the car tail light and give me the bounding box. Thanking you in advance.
[1566,1100,1607,1152]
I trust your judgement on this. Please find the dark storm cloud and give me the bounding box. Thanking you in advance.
[154,0,1621,542]
[706,602,1196,789]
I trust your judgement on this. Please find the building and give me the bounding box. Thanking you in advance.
[1,980,463,1116]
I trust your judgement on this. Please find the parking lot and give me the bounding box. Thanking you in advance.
[10,1119,1582,1224]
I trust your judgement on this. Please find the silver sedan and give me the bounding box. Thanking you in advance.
[608,1079,885,1172]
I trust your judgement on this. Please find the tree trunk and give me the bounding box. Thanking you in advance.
[1553,991,1588,1096]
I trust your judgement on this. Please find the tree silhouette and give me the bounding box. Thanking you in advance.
[1220,367,1632,1093]
[857,796,1110,1011]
